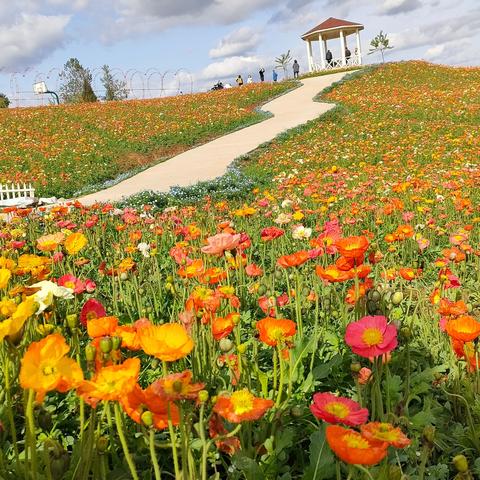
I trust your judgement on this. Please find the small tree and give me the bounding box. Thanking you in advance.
[101,65,128,101]
[59,58,97,103]
[0,93,10,108]
[368,31,394,63]
[275,50,293,79]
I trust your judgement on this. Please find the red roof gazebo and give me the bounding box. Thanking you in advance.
[301,17,364,72]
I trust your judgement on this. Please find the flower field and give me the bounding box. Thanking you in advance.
[1,61,480,479]
[0,82,293,198]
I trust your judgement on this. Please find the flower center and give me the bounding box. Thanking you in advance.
[324,402,350,419]
[230,390,254,415]
[362,327,383,346]
[42,364,57,376]
[343,433,369,449]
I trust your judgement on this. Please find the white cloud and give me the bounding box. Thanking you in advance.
[0,13,71,71]
[199,55,265,81]
[209,27,262,59]
[390,9,480,51]
[378,0,421,15]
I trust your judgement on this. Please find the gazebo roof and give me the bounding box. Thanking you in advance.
[302,17,364,41]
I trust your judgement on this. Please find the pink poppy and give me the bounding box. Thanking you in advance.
[201,233,241,256]
[260,227,284,242]
[345,315,398,358]
[310,392,369,426]
[85,279,96,293]
[245,264,263,277]
[80,299,106,327]
[58,274,86,294]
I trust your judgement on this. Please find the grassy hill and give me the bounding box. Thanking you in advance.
[0,81,293,197]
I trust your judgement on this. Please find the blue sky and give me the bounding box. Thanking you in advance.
[1,0,479,106]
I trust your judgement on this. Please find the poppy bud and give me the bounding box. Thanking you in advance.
[111,336,122,350]
[37,324,55,337]
[85,344,96,362]
[151,359,159,369]
[38,410,53,431]
[400,327,412,340]
[141,411,154,427]
[274,270,283,280]
[99,337,112,353]
[219,338,233,352]
[453,454,469,473]
[237,343,247,354]
[290,406,302,417]
[198,390,209,403]
[257,285,267,296]
[391,291,404,305]
[422,425,435,444]
[96,436,109,453]
[66,314,78,329]
[350,362,362,373]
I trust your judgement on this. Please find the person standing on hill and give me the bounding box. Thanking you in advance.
[236,75,244,87]
[247,75,253,84]
[326,49,333,66]
[259,68,265,82]
[272,69,278,82]
[293,60,300,78]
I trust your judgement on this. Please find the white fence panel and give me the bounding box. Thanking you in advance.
[0,183,36,207]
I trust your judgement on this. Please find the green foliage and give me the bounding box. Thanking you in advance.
[59,57,97,103]
[0,93,10,108]
[368,30,394,63]
[275,50,293,79]
[101,65,128,101]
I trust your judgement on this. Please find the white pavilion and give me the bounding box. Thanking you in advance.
[302,17,364,72]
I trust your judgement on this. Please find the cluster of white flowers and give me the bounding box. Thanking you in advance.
[292,225,312,240]
[137,242,151,258]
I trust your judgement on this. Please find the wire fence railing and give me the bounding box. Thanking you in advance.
[4,67,195,107]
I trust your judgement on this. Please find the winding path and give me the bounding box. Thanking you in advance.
[80,72,347,205]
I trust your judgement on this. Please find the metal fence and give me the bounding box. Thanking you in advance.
[4,67,195,107]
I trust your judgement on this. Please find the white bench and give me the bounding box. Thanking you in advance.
[0,183,36,207]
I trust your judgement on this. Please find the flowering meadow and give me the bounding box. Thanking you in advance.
[1,61,480,479]
[0,82,292,198]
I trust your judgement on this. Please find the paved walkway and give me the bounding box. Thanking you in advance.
[80,72,347,205]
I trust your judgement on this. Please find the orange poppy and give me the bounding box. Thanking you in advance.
[360,422,411,448]
[150,370,204,401]
[213,389,274,423]
[36,232,65,252]
[77,357,140,407]
[334,236,369,260]
[178,259,205,278]
[277,250,310,268]
[399,268,421,281]
[20,333,84,402]
[445,316,480,342]
[87,316,119,338]
[326,425,387,466]
[315,265,353,283]
[394,225,414,240]
[137,323,194,361]
[438,298,468,318]
[212,313,239,340]
[121,383,180,430]
[256,317,296,347]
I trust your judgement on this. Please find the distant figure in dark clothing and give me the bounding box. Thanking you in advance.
[259,68,265,82]
[236,75,244,86]
[272,70,278,82]
[345,47,351,63]
[326,49,333,66]
[293,60,300,78]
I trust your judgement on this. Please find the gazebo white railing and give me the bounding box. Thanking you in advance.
[313,55,361,71]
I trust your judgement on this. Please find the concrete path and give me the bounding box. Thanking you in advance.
[80,72,347,205]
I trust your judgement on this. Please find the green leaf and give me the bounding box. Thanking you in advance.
[302,427,335,480]
[312,355,342,381]
[233,454,265,480]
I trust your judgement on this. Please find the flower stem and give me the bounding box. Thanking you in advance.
[26,389,38,480]
[149,428,162,480]
[354,464,375,480]
[113,403,139,480]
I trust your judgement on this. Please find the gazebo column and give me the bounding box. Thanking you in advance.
[306,40,314,72]
[339,29,346,67]
[356,29,362,65]
[319,34,326,70]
